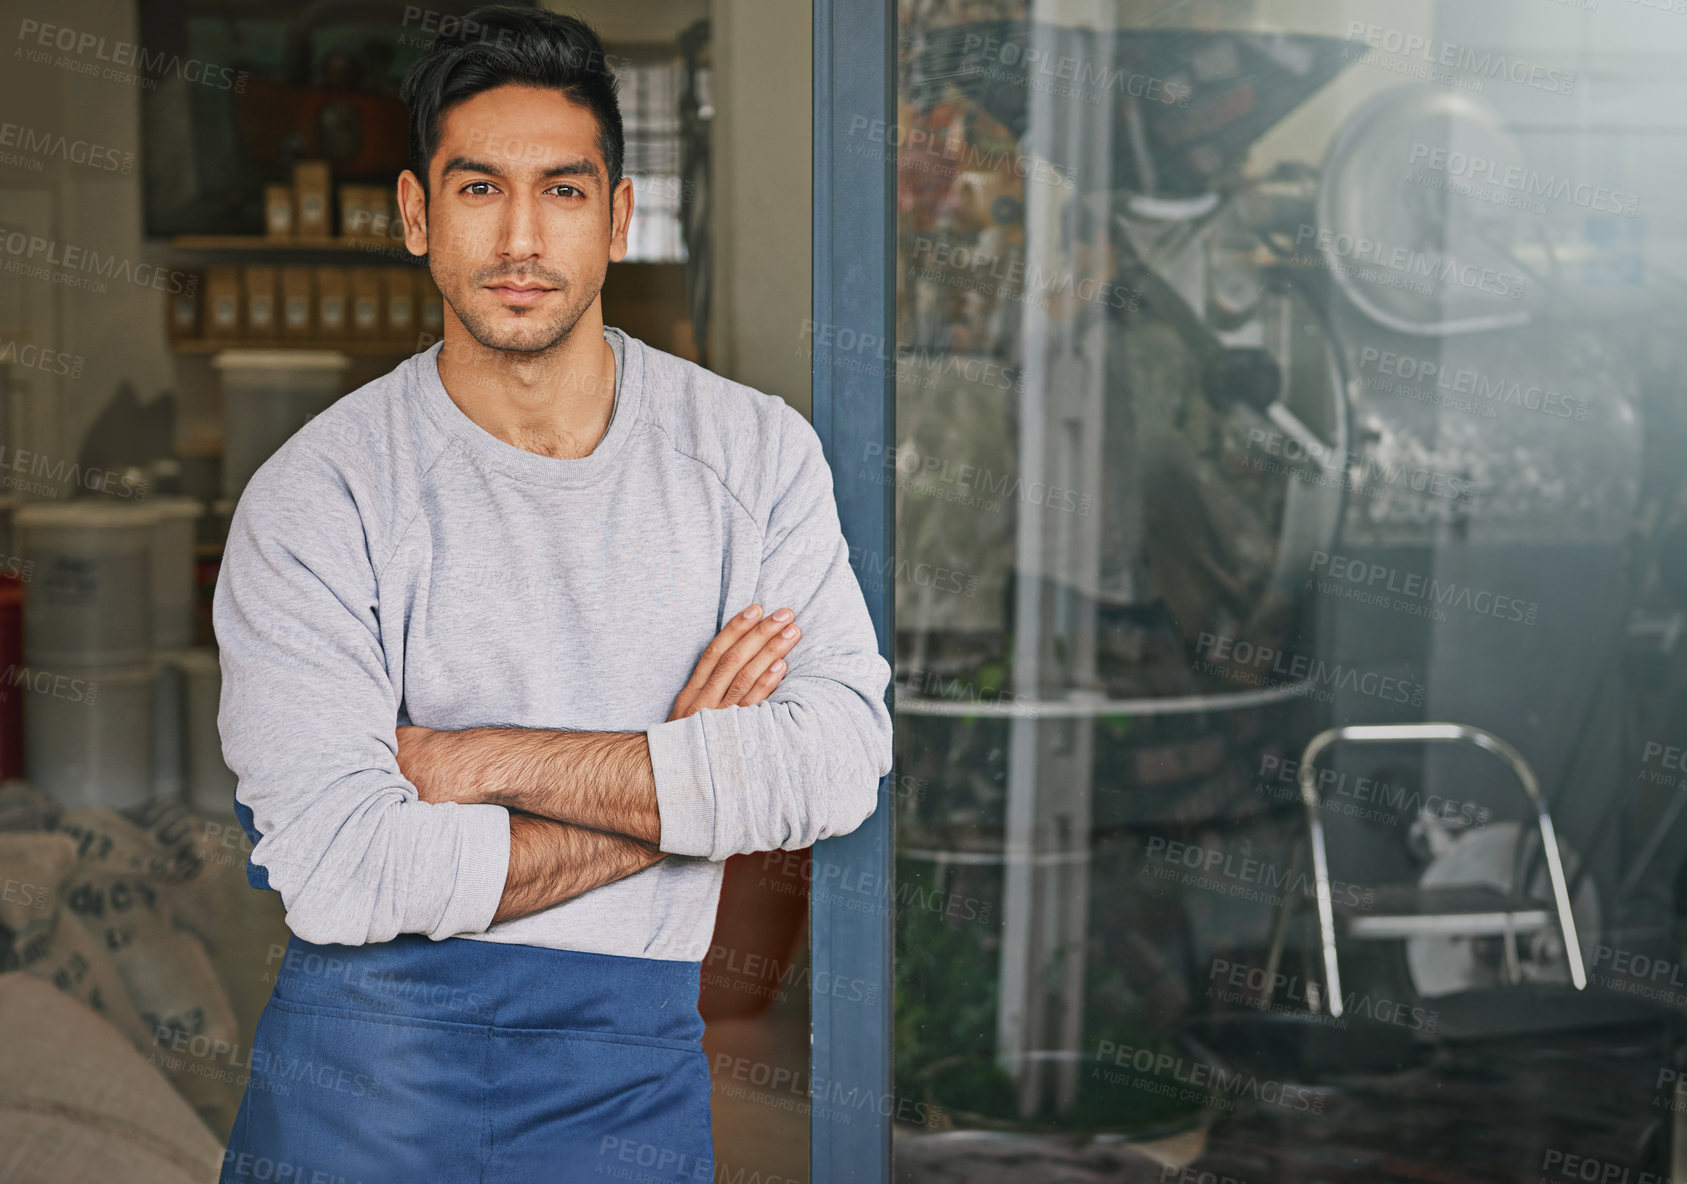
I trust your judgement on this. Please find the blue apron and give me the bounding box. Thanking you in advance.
[220,933,714,1184]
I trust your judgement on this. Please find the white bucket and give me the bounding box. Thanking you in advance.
[17,502,158,669]
[148,498,203,650]
[25,662,156,811]
[176,648,236,815]
[213,351,350,503]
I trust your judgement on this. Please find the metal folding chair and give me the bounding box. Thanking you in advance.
[1297,723,1587,1017]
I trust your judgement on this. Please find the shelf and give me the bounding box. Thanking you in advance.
[171,338,429,356]
[167,236,690,263]
[898,847,1092,867]
[168,235,420,259]
[893,681,1316,718]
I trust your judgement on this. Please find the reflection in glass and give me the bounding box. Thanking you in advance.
[891,2,1684,1179]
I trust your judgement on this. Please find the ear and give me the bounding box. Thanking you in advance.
[608,175,634,264]
[397,170,429,258]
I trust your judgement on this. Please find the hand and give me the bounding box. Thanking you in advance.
[668,604,801,722]
[396,725,454,803]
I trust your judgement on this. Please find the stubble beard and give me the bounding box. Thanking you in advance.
[443,264,599,357]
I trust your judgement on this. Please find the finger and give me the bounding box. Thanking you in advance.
[698,609,796,708]
[674,604,764,715]
[736,657,790,709]
[673,627,794,719]
[695,609,792,706]
[688,604,764,689]
[721,625,801,707]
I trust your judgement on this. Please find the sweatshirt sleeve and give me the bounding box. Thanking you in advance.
[644,404,893,860]
[214,452,511,946]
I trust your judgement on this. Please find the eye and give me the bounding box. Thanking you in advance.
[461,180,497,196]
[548,184,584,199]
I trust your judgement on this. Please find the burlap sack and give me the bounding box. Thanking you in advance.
[112,912,245,1137]
[115,801,263,953]
[42,805,246,1135]
[0,780,60,832]
[0,972,223,1183]
[56,805,207,885]
[51,859,242,1135]
[11,905,150,1055]
[0,831,74,930]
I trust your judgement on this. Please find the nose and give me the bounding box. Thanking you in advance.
[497,187,544,264]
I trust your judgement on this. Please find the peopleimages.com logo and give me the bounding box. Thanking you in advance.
[16,19,247,91]
[1295,223,1526,301]
[1344,22,1576,95]
[0,231,199,295]
[1092,1039,1326,1113]
[1195,633,1427,707]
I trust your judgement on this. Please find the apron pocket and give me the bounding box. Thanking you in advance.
[487,1027,713,1183]
[225,996,491,1183]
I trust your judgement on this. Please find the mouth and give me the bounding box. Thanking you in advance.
[485,281,557,306]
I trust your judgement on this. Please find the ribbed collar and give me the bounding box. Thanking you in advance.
[414,325,641,489]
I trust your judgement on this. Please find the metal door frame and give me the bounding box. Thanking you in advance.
[811,0,895,1178]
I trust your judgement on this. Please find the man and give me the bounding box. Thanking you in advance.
[214,8,891,1181]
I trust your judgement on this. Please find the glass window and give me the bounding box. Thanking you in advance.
[619,55,692,263]
[891,1,1686,1179]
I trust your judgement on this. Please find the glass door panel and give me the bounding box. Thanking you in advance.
[890,2,1687,1180]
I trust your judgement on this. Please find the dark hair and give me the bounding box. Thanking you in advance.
[398,6,623,198]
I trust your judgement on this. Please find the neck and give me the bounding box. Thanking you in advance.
[434,306,617,459]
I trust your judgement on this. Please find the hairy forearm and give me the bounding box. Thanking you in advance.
[493,811,665,924]
[407,727,661,845]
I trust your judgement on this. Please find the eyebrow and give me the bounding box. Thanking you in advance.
[439,155,602,183]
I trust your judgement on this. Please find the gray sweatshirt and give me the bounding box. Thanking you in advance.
[214,327,892,960]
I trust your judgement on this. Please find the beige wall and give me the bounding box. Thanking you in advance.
[0,0,173,473]
[550,0,708,45]
[704,0,813,419]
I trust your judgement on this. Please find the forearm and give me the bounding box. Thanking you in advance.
[493,811,665,924]
[644,674,892,860]
[410,727,661,845]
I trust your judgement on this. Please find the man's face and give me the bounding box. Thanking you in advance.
[401,83,632,355]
